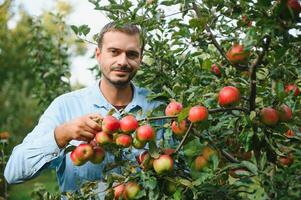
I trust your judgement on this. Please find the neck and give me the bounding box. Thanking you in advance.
[99,79,133,106]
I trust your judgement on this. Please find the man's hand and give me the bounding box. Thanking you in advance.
[54,113,102,148]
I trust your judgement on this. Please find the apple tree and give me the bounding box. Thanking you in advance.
[21,0,301,199]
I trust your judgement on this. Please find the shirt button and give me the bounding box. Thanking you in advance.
[52,153,58,157]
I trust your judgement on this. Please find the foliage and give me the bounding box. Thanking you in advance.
[69,0,301,199]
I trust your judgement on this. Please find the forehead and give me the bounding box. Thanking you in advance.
[102,31,141,51]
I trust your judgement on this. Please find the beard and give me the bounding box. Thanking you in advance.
[101,65,137,88]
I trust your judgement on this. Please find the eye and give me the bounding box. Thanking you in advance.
[109,48,119,56]
[126,51,140,59]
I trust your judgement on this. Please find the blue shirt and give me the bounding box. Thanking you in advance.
[4,80,162,198]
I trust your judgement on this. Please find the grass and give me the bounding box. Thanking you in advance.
[7,169,59,200]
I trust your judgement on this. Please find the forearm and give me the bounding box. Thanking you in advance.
[4,129,62,184]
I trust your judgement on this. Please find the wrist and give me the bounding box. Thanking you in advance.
[54,124,70,148]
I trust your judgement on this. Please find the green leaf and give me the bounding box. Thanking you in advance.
[183,139,202,157]
[149,141,160,158]
[64,145,76,155]
[70,25,78,34]
[177,106,191,122]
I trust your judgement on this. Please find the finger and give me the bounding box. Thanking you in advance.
[82,124,99,135]
[85,118,102,131]
[88,113,103,123]
[79,131,95,141]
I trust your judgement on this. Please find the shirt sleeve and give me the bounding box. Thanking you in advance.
[4,96,65,184]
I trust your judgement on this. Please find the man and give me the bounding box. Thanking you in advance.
[4,22,161,198]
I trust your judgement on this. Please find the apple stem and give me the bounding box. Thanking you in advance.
[175,122,193,153]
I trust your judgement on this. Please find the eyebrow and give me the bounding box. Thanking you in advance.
[107,47,140,56]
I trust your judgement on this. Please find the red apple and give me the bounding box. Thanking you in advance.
[278,154,294,166]
[153,154,174,174]
[194,155,208,171]
[285,84,300,96]
[171,120,187,136]
[90,146,105,164]
[102,115,120,134]
[113,183,125,200]
[218,86,241,107]
[163,148,176,156]
[120,115,139,134]
[260,107,279,126]
[210,64,221,77]
[70,151,84,166]
[73,143,94,162]
[136,124,155,142]
[278,104,293,122]
[285,129,295,137]
[287,0,301,13]
[137,151,153,170]
[132,137,146,149]
[123,182,141,200]
[202,146,216,160]
[95,131,113,145]
[165,101,183,116]
[188,105,209,123]
[115,134,132,148]
[226,44,250,64]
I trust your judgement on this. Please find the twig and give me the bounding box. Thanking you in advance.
[175,122,193,153]
[138,115,177,122]
[209,107,249,114]
[192,3,248,71]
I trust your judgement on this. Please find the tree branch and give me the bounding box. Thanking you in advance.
[192,3,248,71]
[175,122,193,153]
[249,35,271,111]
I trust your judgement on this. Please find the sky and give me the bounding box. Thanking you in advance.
[9,0,110,86]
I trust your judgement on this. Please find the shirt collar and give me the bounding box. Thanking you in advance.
[89,80,146,110]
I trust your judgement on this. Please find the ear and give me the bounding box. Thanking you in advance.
[95,47,101,61]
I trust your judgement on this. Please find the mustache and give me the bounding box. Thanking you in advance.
[111,66,132,72]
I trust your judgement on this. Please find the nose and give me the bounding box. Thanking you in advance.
[116,52,128,67]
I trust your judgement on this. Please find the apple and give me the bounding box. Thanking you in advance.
[132,137,146,149]
[153,154,174,174]
[95,131,113,145]
[163,180,177,195]
[136,124,155,142]
[70,151,84,166]
[285,129,295,137]
[278,104,293,122]
[115,134,132,148]
[123,182,141,200]
[218,86,240,107]
[171,120,187,136]
[137,151,153,170]
[73,143,94,162]
[163,148,176,156]
[210,64,221,77]
[90,146,105,164]
[228,167,249,178]
[113,183,125,200]
[102,115,120,134]
[226,44,250,64]
[0,131,10,140]
[260,107,279,126]
[120,115,139,134]
[285,84,300,96]
[165,101,183,116]
[202,146,215,160]
[194,155,208,171]
[188,105,209,123]
[287,0,301,13]
[278,154,294,166]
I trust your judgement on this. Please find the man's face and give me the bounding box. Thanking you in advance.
[96,31,142,88]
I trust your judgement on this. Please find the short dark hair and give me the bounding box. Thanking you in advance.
[97,22,144,54]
